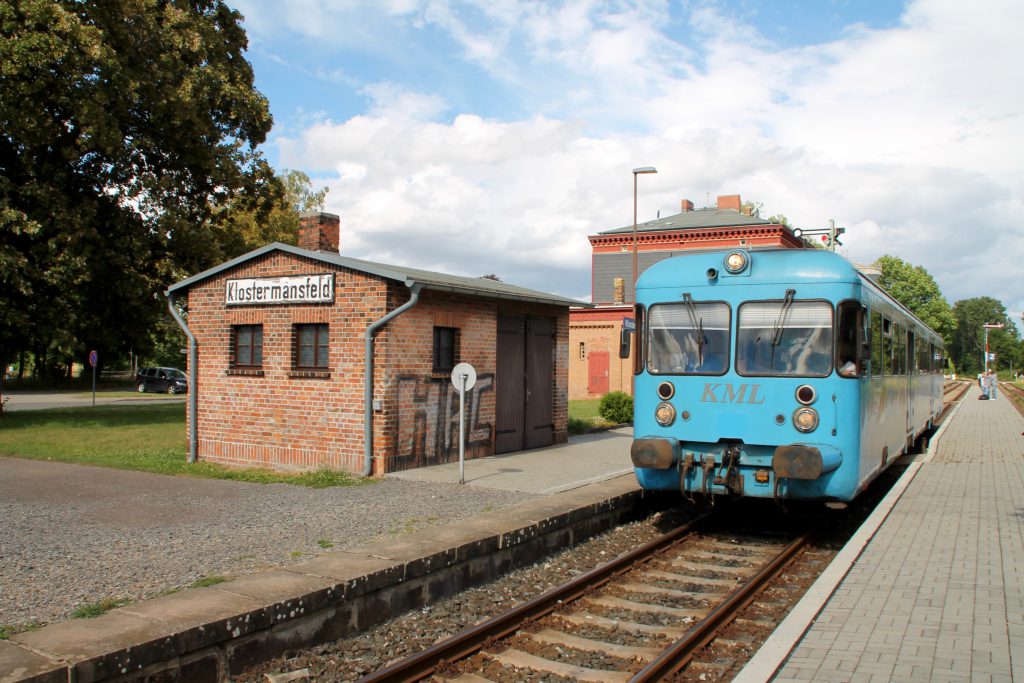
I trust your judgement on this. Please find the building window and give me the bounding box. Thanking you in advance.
[433,327,457,373]
[233,325,263,368]
[295,324,330,369]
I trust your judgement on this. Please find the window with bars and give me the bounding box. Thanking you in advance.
[295,324,330,369]
[233,325,263,368]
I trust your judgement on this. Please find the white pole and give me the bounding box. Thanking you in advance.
[459,373,466,485]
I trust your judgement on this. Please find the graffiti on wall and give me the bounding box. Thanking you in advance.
[391,373,495,471]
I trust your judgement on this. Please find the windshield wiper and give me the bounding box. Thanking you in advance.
[769,289,796,369]
[683,293,709,365]
[771,289,797,347]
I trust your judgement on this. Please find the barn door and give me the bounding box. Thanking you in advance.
[495,315,554,454]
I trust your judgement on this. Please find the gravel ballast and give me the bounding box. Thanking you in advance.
[0,457,537,632]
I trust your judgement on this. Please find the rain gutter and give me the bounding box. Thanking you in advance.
[165,291,198,463]
[364,282,422,477]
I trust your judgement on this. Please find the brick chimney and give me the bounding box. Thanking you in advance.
[680,199,694,212]
[298,212,340,253]
[717,195,741,211]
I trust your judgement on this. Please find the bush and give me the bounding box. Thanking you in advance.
[598,391,633,424]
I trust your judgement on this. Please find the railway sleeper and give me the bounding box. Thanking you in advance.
[488,648,632,683]
[644,568,740,588]
[617,581,725,603]
[559,612,688,639]
[529,628,663,662]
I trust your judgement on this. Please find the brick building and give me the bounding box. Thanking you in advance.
[569,194,804,399]
[167,213,583,476]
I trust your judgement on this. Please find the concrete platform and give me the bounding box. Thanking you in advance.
[737,384,1024,682]
[0,430,641,682]
[387,426,634,493]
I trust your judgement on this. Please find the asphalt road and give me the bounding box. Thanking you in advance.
[0,389,186,411]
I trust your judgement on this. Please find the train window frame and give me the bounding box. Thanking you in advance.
[645,299,731,377]
[633,304,646,375]
[870,310,884,377]
[735,298,834,378]
[836,300,866,379]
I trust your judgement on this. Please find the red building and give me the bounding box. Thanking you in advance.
[168,213,583,475]
[569,194,804,399]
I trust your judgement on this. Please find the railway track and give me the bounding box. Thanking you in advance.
[358,509,818,683]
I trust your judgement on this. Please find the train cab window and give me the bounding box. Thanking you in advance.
[882,317,894,375]
[836,301,865,378]
[647,301,730,375]
[736,299,833,377]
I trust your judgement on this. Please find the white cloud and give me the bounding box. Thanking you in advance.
[250,0,1024,318]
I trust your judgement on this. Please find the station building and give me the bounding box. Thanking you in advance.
[167,213,584,476]
[569,194,804,400]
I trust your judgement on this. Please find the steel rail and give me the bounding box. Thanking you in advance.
[356,512,713,683]
[629,527,815,682]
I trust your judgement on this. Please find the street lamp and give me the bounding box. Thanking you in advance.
[983,322,1004,374]
[632,166,657,300]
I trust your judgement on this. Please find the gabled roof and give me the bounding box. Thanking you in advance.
[598,207,773,235]
[167,242,590,308]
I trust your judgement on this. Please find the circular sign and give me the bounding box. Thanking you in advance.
[88,350,98,367]
[451,362,477,394]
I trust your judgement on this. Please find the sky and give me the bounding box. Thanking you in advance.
[228,0,1024,330]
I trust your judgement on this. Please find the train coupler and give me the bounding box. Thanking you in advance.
[713,445,742,494]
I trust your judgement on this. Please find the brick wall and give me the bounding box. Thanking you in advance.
[183,250,569,475]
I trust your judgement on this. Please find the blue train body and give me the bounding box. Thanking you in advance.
[628,248,944,503]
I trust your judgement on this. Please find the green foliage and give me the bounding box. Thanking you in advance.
[875,255,956,343]
[598,391,634,424]
[72,598,126,619]
[191,575,229,588]
[0,1,281,381]
[949,297,1021,375]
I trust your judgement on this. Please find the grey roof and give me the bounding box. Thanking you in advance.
[599,207,773,235]
[167,242,589,308]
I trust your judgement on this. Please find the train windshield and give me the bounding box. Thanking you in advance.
[647,301,730,375]
[736,300,833,376]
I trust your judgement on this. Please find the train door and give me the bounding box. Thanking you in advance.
[495,315,554,453]
[906,328,916,438]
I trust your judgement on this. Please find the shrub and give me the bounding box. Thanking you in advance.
[599,391,633,424]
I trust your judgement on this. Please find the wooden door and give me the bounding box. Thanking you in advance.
[495,315,554,453]
[588,351,609,395]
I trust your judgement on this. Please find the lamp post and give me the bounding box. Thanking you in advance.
[632,166,657,300]
[983,322,1004,374]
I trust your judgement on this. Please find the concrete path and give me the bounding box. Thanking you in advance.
[0,389,185,411]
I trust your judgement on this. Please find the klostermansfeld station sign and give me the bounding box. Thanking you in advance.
[225,274,335,306]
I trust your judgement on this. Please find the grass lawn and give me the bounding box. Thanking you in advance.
[0,404,367,487]
[568,399,617,434]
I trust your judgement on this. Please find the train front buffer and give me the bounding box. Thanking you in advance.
[631,379,857,502]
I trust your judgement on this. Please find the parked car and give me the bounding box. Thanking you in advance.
[135,367,188,394]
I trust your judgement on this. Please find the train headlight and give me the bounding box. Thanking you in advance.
[795,384,817,405]
[655,402,676,426]
[793,407,819,433]
[657,381,675,400]
[724,250,749,274]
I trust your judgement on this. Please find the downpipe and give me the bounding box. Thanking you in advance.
[364,283,422,477]
[165,291,197,463]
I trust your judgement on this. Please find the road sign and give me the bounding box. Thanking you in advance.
[451,362,477,394]
[88,350,98,367]
[623,317,635,331]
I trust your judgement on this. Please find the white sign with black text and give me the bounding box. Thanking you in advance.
[225,274,334,306]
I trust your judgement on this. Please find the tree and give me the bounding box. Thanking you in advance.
[0,0,275,379]
[950,297,1021,376]
[874,255,956,344]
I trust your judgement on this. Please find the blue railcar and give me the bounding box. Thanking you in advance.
[627,248,944,504]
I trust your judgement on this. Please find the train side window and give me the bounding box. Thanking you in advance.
[870,311,883,376]
[836,300,864,378]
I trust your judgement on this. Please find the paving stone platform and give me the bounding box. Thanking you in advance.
[738,384,1024,682]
